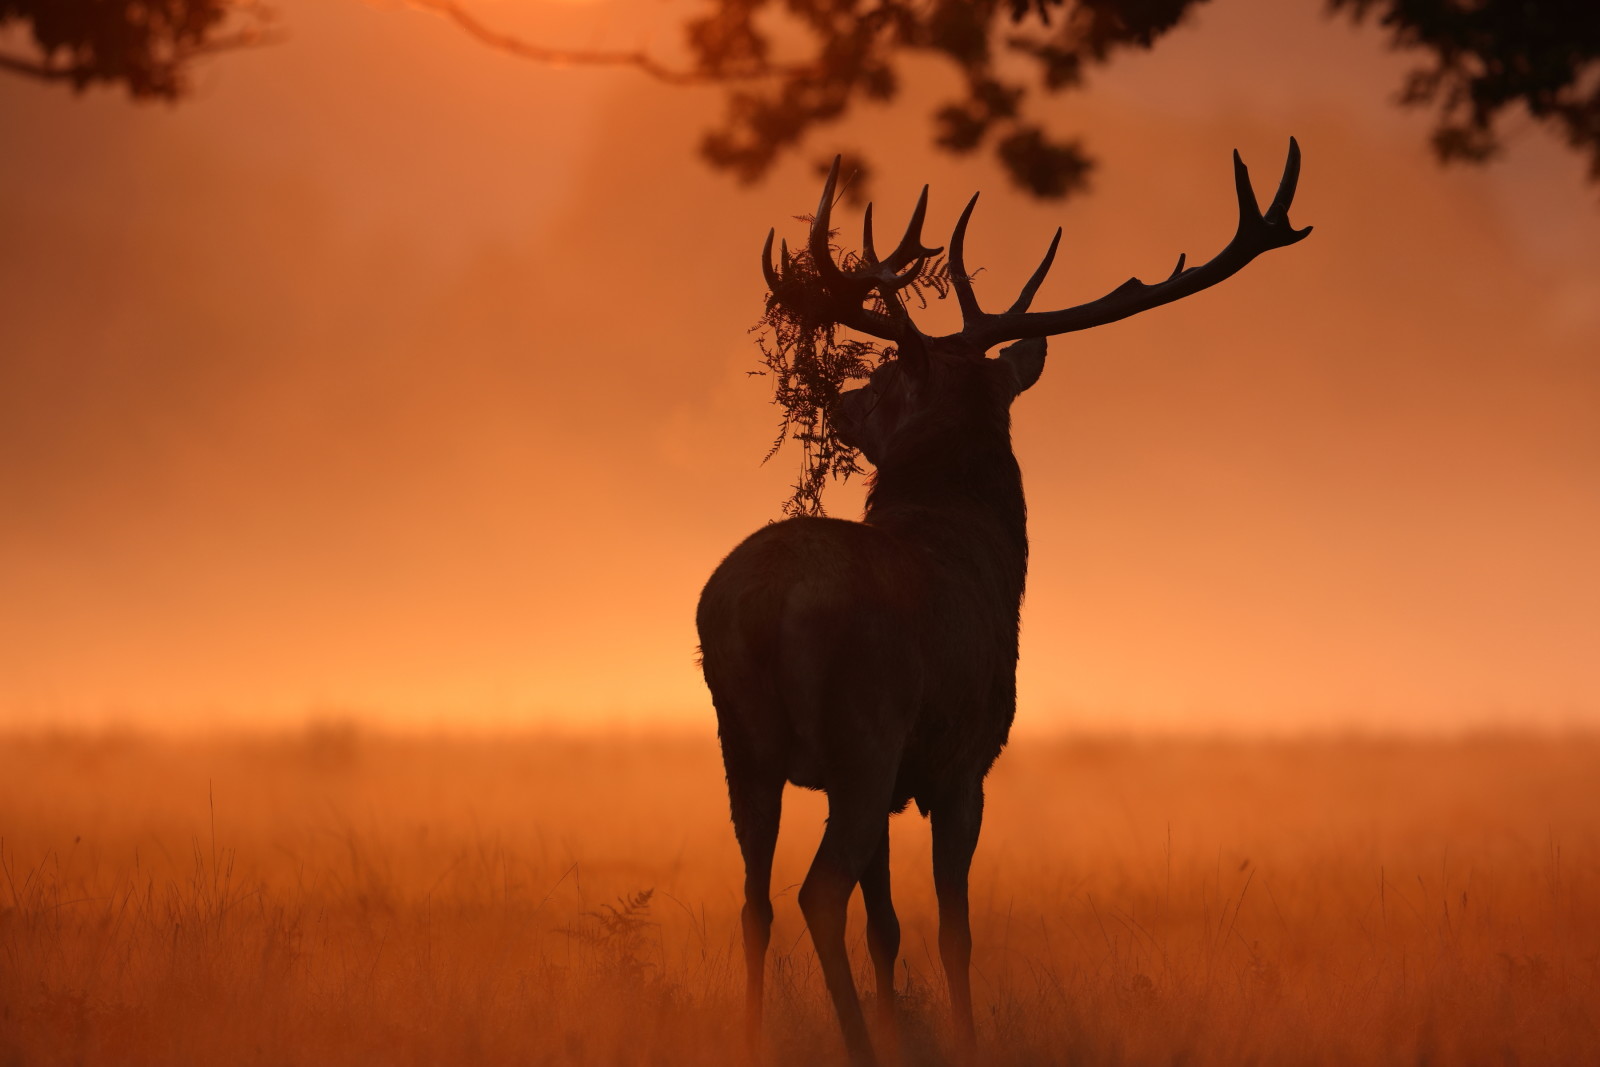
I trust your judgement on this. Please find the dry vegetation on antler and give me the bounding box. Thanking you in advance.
[2,729,1597,1066]
[753,214,955,517]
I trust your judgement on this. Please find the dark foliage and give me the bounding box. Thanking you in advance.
[693,0,1208,198]
[1330,0,1600,182]
[4,1,1596,193]
[395,1,1600,198]
[693,0,1600,196]
[754,206,956,517]
[0,0,272,99]
[753,297,879,519]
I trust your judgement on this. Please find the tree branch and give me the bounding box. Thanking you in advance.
[0,52,84,83]
[407,0,812,85]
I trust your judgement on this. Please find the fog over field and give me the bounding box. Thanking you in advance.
[3,0,1598,734]
[2,729,1596,1065]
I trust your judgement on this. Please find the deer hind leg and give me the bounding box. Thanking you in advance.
[931,783,984,1058]
[858,826,900,1029]
[726,765,783,1051]
[798,771,897,1067]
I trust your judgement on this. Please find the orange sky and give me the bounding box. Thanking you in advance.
[1,0,1596,733]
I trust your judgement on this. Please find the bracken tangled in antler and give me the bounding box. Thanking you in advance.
[755,211,953,517]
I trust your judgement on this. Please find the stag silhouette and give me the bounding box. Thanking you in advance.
[697,142,1311,1065]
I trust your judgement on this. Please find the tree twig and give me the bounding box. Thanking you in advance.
[406,0,811,84]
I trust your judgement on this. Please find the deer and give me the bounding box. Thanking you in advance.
[697,140,1310,1065]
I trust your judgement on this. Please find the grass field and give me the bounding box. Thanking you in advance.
[1,726,1597,1065]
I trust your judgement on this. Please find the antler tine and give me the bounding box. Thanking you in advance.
[1006,227,1061,314]
[965,138,1312,349]
[1231,149,1259,225]
[878,257,929,296]
[758,155,950,345]
[949,193,983,326]
[1265,135,1303,226]
[878,184,944,272]
[761,228,780,292]
[809,156,849,286]
[1232,138,1313,240]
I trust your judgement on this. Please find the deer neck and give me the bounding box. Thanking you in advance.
[862,429,1029,580]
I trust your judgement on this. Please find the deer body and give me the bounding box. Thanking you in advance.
[701,359,1029,810]
[700,144,1310,1065]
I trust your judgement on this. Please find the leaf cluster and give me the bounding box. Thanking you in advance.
[1332,0,1600,183]
[6,2,1600,201]
[693,0,1207,199]
[0,0,272,98]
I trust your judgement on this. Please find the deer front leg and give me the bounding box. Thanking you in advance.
[931,783,984,1057]
[799,773,896,1067]
[858,826,900,1031]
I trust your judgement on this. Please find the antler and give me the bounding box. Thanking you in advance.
[762,140,1311,352]
[958,138,1312,349]
[761,156,942,343]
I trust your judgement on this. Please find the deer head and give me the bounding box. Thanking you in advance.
[761,142,1311,468]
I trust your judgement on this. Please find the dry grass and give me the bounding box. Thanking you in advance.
[2,726,1597,1065]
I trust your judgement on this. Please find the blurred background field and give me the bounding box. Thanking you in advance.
[2,728,1596,1065]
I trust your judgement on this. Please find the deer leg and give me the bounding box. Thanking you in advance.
[727,768,783,1051]
[931,783,984,1057]
[858,826,900,1029]
[799,776,895,1067]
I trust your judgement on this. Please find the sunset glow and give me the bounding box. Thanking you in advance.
[1,0,1596,735]
[4,4,1599,1063]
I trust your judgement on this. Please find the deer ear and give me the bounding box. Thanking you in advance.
[996,337,1047,395]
